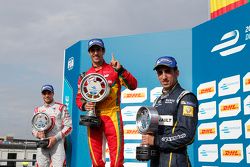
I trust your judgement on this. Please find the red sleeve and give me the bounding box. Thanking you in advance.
[118,67,137,90]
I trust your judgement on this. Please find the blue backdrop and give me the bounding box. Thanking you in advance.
[193,4,250,167]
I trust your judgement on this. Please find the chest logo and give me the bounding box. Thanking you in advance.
[104,74,109,78]
[165,99,175,104]
[159,115,173,126]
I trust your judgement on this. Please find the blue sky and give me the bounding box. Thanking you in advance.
[0,0,208,139]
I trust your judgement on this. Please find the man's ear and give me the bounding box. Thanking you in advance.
[175,69,179,77]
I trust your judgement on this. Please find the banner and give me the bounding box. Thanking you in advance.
[193,3,250,166]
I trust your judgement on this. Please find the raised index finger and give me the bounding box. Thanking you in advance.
[111,53,116,61]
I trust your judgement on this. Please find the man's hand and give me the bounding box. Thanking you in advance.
[84,102,95,111]
[142,134,155,146]
[37,131,45,139]
[110,53,121,71]
[47,136,57,149]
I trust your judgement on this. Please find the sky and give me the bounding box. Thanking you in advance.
[0,0,209,139]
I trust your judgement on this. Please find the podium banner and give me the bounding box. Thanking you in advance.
[193,4,250,167]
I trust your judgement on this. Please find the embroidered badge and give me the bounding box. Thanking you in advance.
[183,105,194,117]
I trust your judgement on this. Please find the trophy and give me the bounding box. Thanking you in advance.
[32,112,51,148]
[136,106,160,161]
[79,73,110,127]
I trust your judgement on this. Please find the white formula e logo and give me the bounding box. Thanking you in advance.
[211,30,246,56]
[67,57,74,70]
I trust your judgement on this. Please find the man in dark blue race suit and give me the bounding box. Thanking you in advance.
[142,56,198,167]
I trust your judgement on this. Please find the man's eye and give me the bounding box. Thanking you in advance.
[157,71,163,75]
[164,69,171,73]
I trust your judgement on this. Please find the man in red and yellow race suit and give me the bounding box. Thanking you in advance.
[76,38,137,167]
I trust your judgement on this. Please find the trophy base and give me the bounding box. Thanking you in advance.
[79,115,101,127]
[37,139,49,148]
[136,145,159,161]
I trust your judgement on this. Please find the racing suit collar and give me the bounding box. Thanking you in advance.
[43,100,55,108]
[161,82,179,100]
[92,61,108,72]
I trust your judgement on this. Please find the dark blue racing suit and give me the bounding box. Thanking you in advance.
[151,83,198,167]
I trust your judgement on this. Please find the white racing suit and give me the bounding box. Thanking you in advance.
[32,101,72,167]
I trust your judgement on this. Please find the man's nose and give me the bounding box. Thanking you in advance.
[93,51,100,55]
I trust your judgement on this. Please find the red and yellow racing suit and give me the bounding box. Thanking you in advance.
[76,61,137,167]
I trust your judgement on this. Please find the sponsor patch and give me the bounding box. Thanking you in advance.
[183,105,194,117]
[161,133,186,142]
[165,99,175,104]
[181,101,197,107]
[158,115,173,126]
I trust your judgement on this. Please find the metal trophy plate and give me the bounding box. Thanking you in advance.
[79,73,110,127]
[32,112,51,148]
[136,106,159,161]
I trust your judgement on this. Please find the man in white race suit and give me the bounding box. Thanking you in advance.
[32,84,72,167]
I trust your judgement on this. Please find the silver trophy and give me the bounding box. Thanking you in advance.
[79,73,110,127]
[32,112,52,148]
[136,106,159,161]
